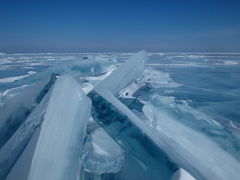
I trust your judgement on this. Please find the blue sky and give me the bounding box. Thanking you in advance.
[0,0,240,53]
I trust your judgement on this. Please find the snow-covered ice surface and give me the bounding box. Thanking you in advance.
[0,52,240,179]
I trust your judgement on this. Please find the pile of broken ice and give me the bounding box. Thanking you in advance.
[0,51,240,180]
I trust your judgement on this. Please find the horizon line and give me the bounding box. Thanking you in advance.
[1,52,240,55]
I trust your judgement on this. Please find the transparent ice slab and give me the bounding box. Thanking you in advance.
[94,51,147,96]
[0,90,51,179]
[142,97,240,180]
[146,95,240,161]
[28,75,91,180]
[88,91,177,180]
[87,51,178,180]
[0,75,56,149]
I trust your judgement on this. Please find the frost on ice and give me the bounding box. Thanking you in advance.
[28,75,91,180]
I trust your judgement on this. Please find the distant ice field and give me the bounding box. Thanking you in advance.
[0,53,239,131]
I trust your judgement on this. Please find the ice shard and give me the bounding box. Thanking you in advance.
[94,51,147,96]
[28,75,91,180]
[0,92,2,106]
[142,96,240,180]
[0,91,51,180]
[81,128,124,175]
[89,91,177,179]
[6,128,41,180]
[88,51,178,179]
[0,75,56,148]
[171,168,196,180]
[145,95,240,161]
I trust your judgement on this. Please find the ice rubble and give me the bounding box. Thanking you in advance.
[89,51,178,179]
[28,75,91,180]
[81,128,124,175]
[19,58,116,85]
[142,96,240,180]
[0,51,239,180]
[14,57,117,95]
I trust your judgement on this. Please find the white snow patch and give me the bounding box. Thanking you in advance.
[3,85,29,97]
[0,71,36,83]
[223,60,239,65]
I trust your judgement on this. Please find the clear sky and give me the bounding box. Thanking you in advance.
[0,0,240,53]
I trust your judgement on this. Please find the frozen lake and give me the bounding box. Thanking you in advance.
[0,52,240,180]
